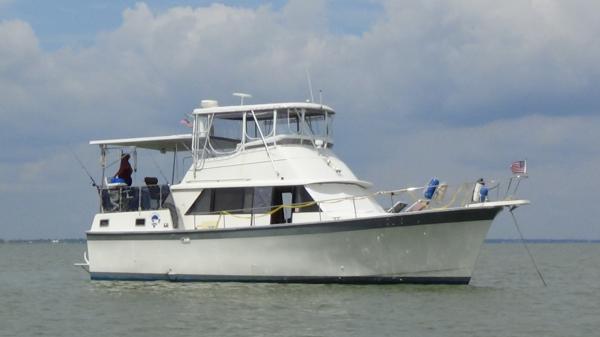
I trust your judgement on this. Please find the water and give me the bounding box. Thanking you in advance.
[0,243,598,337]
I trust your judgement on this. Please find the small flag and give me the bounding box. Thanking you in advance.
[511,160,527,175]
[180,118,193,128]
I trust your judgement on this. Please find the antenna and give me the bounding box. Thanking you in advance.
[319,89,323,105]
[233,92,252,105]
[305,67,315,103]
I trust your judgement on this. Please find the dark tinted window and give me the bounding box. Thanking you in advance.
[253,187,272,213]
[293,186,319,212]
[186,186,319,216]
[187,188,249,214]
[213,188,245,213]
[186,189,212,214]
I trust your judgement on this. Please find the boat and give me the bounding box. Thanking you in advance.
[81,98,529,284]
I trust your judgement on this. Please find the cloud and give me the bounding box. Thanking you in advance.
[1,1,599,238]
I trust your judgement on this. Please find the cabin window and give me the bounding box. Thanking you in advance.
[245,112,274,140]
[213,188,246,213]
[305,114,327,138]
[187,189,213,214]
[212,118,243,143]
[253,187,272,213]
[187,188,252,215]
[326,113,334,138]
[275,110,301,135]
[293,186,320,213]
[135,218,145,226]
[99,219,109,227]
[186,186,319,218]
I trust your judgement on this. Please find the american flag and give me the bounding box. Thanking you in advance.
[179,118,193,128]
[511,160,527,175]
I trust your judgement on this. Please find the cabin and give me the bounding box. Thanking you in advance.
[89,101,385,232]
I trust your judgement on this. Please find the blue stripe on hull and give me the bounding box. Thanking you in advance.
[90,272,470,285]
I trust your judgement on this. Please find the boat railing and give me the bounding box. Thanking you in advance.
[98,184,171,213]
[377,176,527,212]
[190,176,526,229]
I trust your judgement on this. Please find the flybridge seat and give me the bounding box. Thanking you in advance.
[144,177,162,210]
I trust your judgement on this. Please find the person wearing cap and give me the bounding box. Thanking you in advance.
[114,153,133,186]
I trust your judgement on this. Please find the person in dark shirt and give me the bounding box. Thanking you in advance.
[115,153,133,186]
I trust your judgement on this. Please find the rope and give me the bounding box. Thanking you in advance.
[509,209,547,287]
[219,201,318,219]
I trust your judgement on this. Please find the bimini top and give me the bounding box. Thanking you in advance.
[89,134,192,152]
[193,102,335,119]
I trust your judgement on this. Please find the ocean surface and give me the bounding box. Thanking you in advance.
[0,242,598,337]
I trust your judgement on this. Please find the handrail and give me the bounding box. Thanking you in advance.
[189,176,526,221]
[95,177,526,228]
[251,110,280,177]
[98,185,171,213]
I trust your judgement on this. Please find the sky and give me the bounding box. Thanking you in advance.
[0,0,599,240]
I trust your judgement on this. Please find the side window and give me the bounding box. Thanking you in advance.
[293,186,320,212]
[187,188,252,215]
[186,189,213,215]
[213,188,245,214]
[242,188,254,213]
[186,186,319,217]
[253,187,272,213]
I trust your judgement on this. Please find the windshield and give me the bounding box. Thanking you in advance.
[274,109,332,139]
[305,114,329,138]
[197,108,334,157]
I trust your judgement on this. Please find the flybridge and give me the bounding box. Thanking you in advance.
[189,101,337,179]
[190,100,336,157]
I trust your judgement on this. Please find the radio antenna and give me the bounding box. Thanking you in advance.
[305,67,315,103]
[233,92,252,105]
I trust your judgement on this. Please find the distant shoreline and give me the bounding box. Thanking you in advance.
[1,238,599,244]
[485,239,600,244]
[0,239,86,244]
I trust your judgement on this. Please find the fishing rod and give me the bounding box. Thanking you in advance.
[70,147,99,189]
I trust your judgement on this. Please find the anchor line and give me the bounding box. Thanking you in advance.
[509,209,547,287]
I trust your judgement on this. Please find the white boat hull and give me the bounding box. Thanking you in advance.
[86,206,502,284]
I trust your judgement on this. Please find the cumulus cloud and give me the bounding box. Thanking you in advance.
[0,0,599,238]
